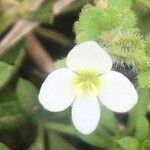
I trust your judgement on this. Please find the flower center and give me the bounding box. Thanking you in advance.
[74,69,101,95]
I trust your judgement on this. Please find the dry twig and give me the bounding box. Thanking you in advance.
[0,0,44,55]
[25,33,54,74]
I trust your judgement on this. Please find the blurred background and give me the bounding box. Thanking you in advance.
[0,0,150,149]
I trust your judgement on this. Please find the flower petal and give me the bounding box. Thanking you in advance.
[98,71,138,113]
[39,68,76,112]
[67,41,112,74]
[72,94,100,134]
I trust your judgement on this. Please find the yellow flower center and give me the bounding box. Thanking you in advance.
[74,69,101,96]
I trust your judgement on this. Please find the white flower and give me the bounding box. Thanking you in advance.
[39,41,138,134]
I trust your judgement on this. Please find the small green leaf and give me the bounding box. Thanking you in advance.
[29,126,44,150]
[0,101,20,116]
[0,42,25,90]
[117,136,139,150]
[75,5,121,43]
[101,106,118,134]
[138,67,150,88]
[0,11,6,33]
[0,62,13,89]
[0,11,14,33]
[0,142,9,150]
[0,87,16,103]
[145,39,150,57]
[16,78,39,114]
[128,88,150,130]
[0,114,26,130]
[0,88,27,130]
[49,132,72,150]
[0,101,26,130]
[143,139,150,149]
[45,122,111,148]
[135,116,149,141]
[0,41,24,65]
[119,10,137,29]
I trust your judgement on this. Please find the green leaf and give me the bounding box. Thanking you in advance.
[0,11,6,33]
[0,114,26,130]
[0,41,24,65]
[0,87,27,130]
[0,101,26,130]
[135,116,149,141]
[75,5,121,43]
[0,11,14,33]
[119,10,137,29]
[101,106,118,134]
[134,0,150,16]
[45,122,111,148]
[138,67,150,88]
[0,87,16,103]
[0,101,20,116]
[0,42,24,90]
[29,126,44,150]
[105,29,149,69]
[16,78,39,114]
[128,88,150,130]
[117,136,139,150]
[49,132,72,150]
[0,142,9,150]
[143,139,150,149]
[0,62,13,89]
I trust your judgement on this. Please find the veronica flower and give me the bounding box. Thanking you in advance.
[39,41,138,134]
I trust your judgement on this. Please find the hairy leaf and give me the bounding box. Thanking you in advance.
[135,116,149,141]
[139,67,150,88]
[128,88,150,130]
[117,136,139,150]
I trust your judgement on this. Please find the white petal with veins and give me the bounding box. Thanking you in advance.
[39,68,76,112]
[67,41,112,74]
[72,94,100,134]
[98,71,138,113]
